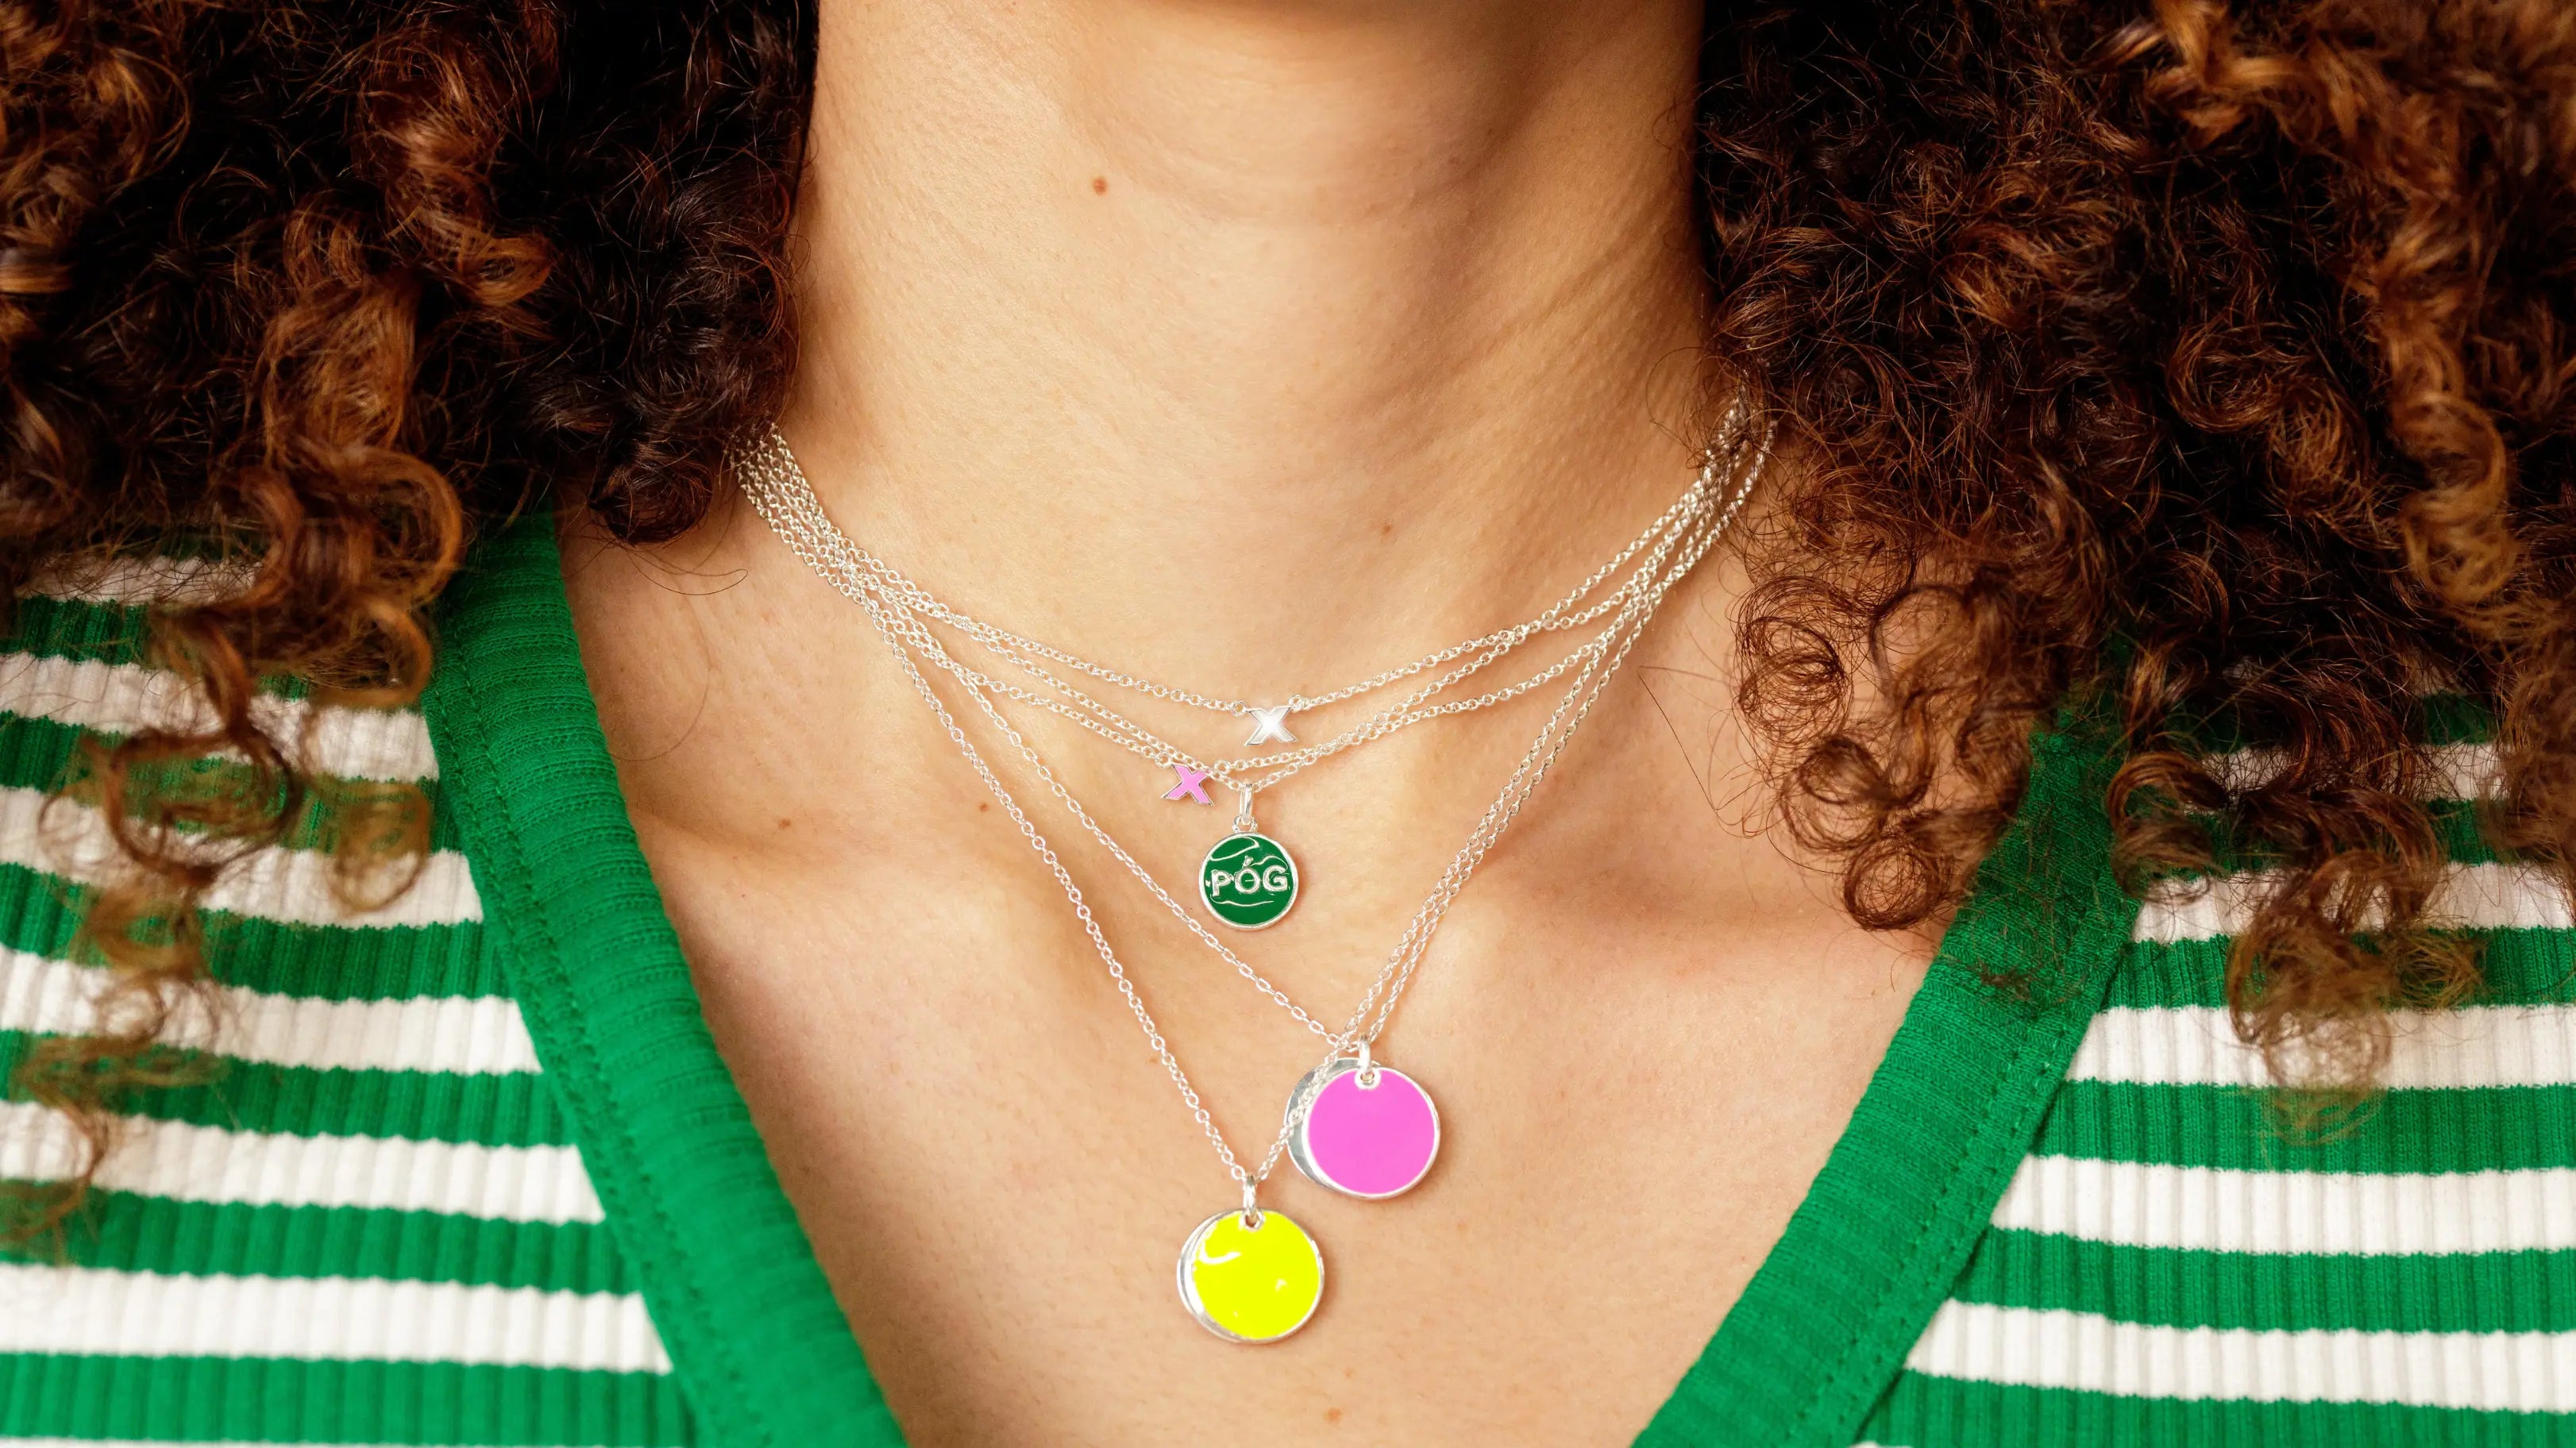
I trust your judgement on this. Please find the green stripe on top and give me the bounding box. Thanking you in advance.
[1861,1369,2563,1448]
[2421,693,2499,748]
[0,595,156,670]
[0,712,457,849]
[2034,1080,2576,1173]
[6,1190,634,1294]
[0,708,88,795]
[2429,799,2507,867]
[0,862,497,1001]
[203,905,494,1001]
[2200,799,2505,876]
[2110,930,2576,1011]
[0,1354,687,1446]
[0,1033,571,1148]
[1950,1228,2576,1334]
[0,594,316,700]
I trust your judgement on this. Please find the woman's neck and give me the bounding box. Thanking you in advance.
[778,0,1714,693]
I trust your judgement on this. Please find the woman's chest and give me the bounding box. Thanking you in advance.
[643,830,1926,1447]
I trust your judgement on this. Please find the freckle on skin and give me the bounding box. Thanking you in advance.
[978,802,990,812]
[1325,1406,1344,1425]
[1090,175,1108,194]
[777,818,791,829]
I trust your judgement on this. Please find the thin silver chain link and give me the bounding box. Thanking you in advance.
[740,410,1757,1046]
[739,422,1721,718]
[812,446,1735,1045]
[736,410,1742,799]
[735,417,1769,1207]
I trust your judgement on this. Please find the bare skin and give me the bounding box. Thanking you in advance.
[565,2,1936,1442]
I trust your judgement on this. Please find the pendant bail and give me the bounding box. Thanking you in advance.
[1240,1180,1262,1228]
[1232,784,1258,835]
[1354,1037,1379,1088]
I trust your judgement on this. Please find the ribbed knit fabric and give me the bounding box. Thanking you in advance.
[0,556,687,1446]
[1856,861,2576,1444]
[0,514,2566,1447]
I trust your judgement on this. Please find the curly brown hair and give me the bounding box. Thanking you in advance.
[2,0,2570,1232]
[1714,0,2576,1080]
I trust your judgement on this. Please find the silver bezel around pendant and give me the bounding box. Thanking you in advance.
[1284,1056,1442,1200]
[1197,829,1300,931]
[1174,1209,1325,1344]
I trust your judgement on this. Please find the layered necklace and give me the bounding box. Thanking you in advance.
[735,406,1767,1342]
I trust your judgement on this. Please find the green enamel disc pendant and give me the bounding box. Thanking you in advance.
[1200,830,1299,930]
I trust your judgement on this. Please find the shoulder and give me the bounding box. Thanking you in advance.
[1870,724,2576,1442]
[0,560,681,1443]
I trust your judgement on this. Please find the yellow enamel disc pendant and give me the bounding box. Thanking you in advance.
[1176,1208,1325,1343]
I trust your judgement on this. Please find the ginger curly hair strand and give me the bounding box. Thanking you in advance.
[2,0,2571,1232]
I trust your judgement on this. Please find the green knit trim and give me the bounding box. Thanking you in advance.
[1637,718,2139,1447]
[0,1353,688,1445]
[422,514,900,1448]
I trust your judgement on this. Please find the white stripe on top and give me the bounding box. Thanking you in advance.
[2213,742,2501,802]
[22,555,251,609]
[1989,1155,2576,1256]
[0,1101,603,1223]
[0,945,537,1074]
[2134,861,2571,944]
[2068,1003,2576,1090]
[1906,1300,2576,1413]
[0,786,480,928]
[0,1264,667,1373]
[0,653,436,784]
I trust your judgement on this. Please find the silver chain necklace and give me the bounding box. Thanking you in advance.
[762,437,1753,1045]
[738,422,1719,735]
[736,417,1767,1342]
[736,412,1741,793]
[739,404,1749,934]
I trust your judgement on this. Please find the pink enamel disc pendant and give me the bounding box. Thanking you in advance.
[1284,1054,1441,1200]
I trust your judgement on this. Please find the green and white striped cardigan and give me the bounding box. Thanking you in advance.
[0,515,2569,1447]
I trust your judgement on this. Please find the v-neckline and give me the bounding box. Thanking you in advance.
[423,514,2138,1448]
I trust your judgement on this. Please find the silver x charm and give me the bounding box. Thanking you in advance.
[1243,704,1297,746]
